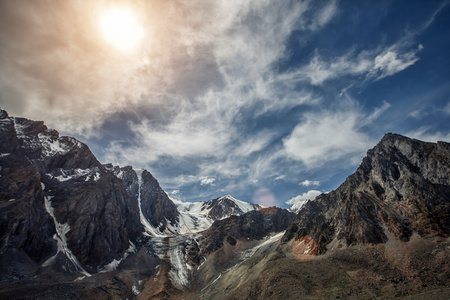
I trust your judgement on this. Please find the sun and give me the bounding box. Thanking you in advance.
[100,7,144,52]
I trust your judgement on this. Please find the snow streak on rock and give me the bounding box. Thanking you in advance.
[136,169,166,237]
[42,191,91,277]
[98,241,137,273]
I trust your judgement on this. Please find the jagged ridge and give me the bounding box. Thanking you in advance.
[284,133,450,256]
[0,109,143,276]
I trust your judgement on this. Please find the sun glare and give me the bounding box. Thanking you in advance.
[100,8,144,52]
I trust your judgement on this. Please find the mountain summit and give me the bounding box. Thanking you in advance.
[284,133,450,259]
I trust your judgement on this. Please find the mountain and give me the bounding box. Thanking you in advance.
[193,206,295,256]
[0,109,142,277]
[175,195,260,234]
[190,134,450,300]
[1,109,449,299]
[0,109,266,286]
[105,164,259,236]
[106,164,180,237]
[283,133,450,259]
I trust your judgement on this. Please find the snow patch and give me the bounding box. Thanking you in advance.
[38,132,71,156]
[219,195,257,214]
[42,195,91,277]
[132,284,140,295]
[48,168,101,182]
[174,195,258,234]
[168,239,191,288]
[13,118,27,139]
[98,241,137,273]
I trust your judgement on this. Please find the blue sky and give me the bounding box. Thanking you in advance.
[1,1,449,208]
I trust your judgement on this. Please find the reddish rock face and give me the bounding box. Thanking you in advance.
[260,206,278,216]
[291,236,318,262]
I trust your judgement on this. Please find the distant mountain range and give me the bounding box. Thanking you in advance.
[0,109,449,299]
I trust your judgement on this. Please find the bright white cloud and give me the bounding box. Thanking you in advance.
[200,177,216,186]
[286,190,322,212]
[283,109,372,167]
[300,180,320,187]
[369,50,420,80]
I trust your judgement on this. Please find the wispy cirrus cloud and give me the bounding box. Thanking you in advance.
[286,44,423,86]
[406,126,450,143]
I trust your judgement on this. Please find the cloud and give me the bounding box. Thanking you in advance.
[408,109,425,119]
[286,190,322,212]
[300,180,320,187]
[363,100,391,125]
[98,0,337,196]
[283,108,371,168]
[282,97,394,168]
[274,175,286,181]
[286,41,423,86]
[200,177,216,186]
[307,0,338,30]
[406,126,450,143]
[444,102,450,115]
[368,49,420,80]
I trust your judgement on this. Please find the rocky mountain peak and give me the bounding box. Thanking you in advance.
[0,110,142,276]
[202,195,259,220]
[284,133,450,259]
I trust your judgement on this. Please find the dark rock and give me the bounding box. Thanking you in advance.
[0,109,143,275]
[201,207,295,254]
[140,170,179,232]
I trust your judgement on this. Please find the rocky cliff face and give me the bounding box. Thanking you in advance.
[0,110,142,276]
[106,164,180,236]
[284,133,450,257]
[187,207,295,262]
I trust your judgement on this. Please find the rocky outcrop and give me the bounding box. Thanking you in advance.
[0,110,142,275]
[140,170,179,233]
[197,207,295,255]
[202,195,259,221]
[106,164,180,235]
[284,133,450,254]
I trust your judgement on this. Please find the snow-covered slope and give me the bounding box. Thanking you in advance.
[173,195,259,234]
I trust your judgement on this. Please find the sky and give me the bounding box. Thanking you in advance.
[1,0,449,208]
